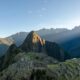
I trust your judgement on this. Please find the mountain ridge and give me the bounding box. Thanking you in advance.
[0,29,80,80]
[0,38,14,57]
[1,26,80,58]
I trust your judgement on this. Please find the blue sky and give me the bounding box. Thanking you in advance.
[0,0,80,37]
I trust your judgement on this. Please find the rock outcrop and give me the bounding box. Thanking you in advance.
[20,31,70,61]
[20,31,45,52]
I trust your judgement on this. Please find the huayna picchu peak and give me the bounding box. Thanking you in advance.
[0,31,80,80]
[20,31,45,52]
[20,31,70,61]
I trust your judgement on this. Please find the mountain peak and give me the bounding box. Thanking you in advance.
[20,31,45,52]
[29,30,35,34]
[20,31,69,61]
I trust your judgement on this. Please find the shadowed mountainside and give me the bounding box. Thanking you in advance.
[0,51,80,80]
[20,31,69,61]
[0,38,14,57]
[7,26,80,58]
[0,31,80,80]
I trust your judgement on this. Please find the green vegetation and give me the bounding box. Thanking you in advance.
[0,51,80,80]
[0,31,80,80]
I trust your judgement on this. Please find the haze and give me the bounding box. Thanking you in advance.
[0,0,80,37]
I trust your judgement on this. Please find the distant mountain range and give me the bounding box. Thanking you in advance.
[0,26,80,58]
[0,28,68,57]
[5,26,80,58]
[0,29,80,80]
[7,28,68,46]
[20,31,69,61]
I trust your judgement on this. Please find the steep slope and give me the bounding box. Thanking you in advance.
[20,31,70,61]
[0,31,80,80]
[8,32,28,46]
[20,31,45,52]
[59,26,80,58]
[0,44,21,71]
[0,38,14,57]
[44,41,70,61]
[0,53,80,80]
[1,31,67,71]
[7,26,80,57]
[0,47,58,80]
[8,28,68,46]
[39,26,80,58]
